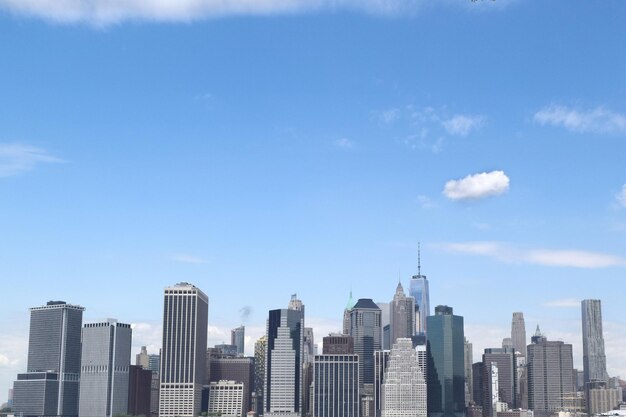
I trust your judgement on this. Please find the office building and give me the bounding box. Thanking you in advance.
[390,283,415,345]
[128,365,152,417]
[381,338,427,417]
[79,319,132,417]
[209,356,255,416]
[232,326,246,357]
[323,334,354,355]
[511,313,526,359]
[465,338,474,406]
[208,380,245,417]
[12,301,84,417]
[348,299,382,387]
[482,348,516,412]
[343,291,356,336]
[254,336,267,415]
[582,299,609,414]
[159,282,209,417]
[264,302,304,417]
[375,350,391,417]
[426,305,465,417]
[409,244,429,336]
[137,346,150,369]
[526,327,574,416]
[313,354,360,417]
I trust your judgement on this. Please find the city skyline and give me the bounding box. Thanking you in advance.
[2,0,626,405]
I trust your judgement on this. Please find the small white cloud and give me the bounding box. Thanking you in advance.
[379,108,402,124]
[416,195,435,209]
[544,298,580,308]
[334,138,354,149]
[439,241,626,269]
[617,184,626,208]
[534,105,626,134]
[442,114,485,136]
[171,254,209,264]
[0,143,64,177]
[443,170,510,201]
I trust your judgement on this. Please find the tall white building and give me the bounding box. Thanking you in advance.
[208,380,244,417]
[381,338,427,417]
[159,282,209,417]
[79,319,132,417]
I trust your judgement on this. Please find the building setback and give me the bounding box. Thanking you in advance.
[79,320,132,417]
[159,282,209,417]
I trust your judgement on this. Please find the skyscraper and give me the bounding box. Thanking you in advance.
[208,356,255,416]
[232,326,246,357]
[526,326,574,416]
[511,313,526,358]
[264,301,304,417]
[12,301,85,417]
[481,347,515,416]
[390,283,416,345]
[581,300,608,385]
[313,353,360,417]
[465,338,474,406]
[381,338,427,417]
[409,245,430,336]
[159,282,209,417]
[426,305,465,417]
[78,319,132,417]
[348,299,382,388]
[254,336,267,415]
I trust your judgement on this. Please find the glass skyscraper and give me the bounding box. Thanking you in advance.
[409,246,429,335]
[426,306,465,417]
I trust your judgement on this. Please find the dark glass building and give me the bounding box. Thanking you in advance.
[348,299,382,387]
[207,356,255,416]
[427,305,465,417]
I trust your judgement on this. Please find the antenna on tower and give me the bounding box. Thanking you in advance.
[418,242,421,276]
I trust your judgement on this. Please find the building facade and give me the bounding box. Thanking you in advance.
[426,305,465,417]
[232,326,246,357]
[78,319,132,417]
[208,380,245,417]
[409,246,429,336]
[348,299,382,388]
[209,356,255,416]
[390,283,415,346]
[12,301,85,417]
[381,338,427,417]
[582,299,609,414]
[159,282,209,417]
[313,354,360,417]
[511,313,526,359]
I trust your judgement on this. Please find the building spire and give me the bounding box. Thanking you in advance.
[418,242,421,276]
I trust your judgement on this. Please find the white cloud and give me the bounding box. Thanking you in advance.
[0,143,64,177]
[617,184,626,208]
[442,114,485,136]
[334,138,354,149]
[534,105,626,134]
[379,108,402,124]
[416,195,435,209]
[443,170,510,201]
[171,254,209,264]
[544,298,580,308]
[439,241,626,269]
[0,0,430,25]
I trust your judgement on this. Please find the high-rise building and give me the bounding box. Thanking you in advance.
[582,299,609,414]
[264,302,304,417]
[511,313,526,358]
[137,346,150,369]
[208,356,255,416]
[254,336,267,415]
[465,338,474,406]
[502,338,513,350]
[302,327,315,417]
[232,326,246,357]
[374,350,391,417]
[159,282,209,417]
[409,245,429,336]
[472,362,485,408]
[12,301,84,417]
[313,354,360,417]
[426,305,465,417]
[79,319,132,417]
[526,326,574,416]
[348,299,382,388]
[323,334,354,355]
[208,380,244,417]
[343,291,356,335]
[148,354,160,373]
[381,338,427,417]
[128,365,152,417]
[481,347,516,413]
[390,283,415,345]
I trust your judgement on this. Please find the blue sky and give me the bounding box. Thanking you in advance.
[1,0,626,402]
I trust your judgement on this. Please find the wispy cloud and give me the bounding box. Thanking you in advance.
[443,170,509,201]
[544,298,580,308]
[0,143,64,177]
[442,114,485,137]
[0,0,432,25]
[334,137,355,149]
[439,241,626,269]
[617,184,626,208]
[534,105,626,134]
[416,195,436,209]
[378,108,402,124]
[171,254,209,264]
